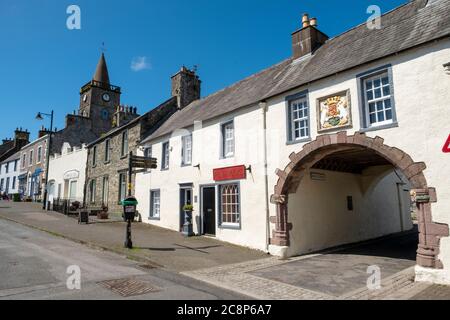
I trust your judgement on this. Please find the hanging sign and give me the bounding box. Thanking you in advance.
[213,165,246,182]
[443,135,450,153]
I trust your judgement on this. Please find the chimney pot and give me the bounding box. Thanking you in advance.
[310,18,317,27]
[302,13,310,28]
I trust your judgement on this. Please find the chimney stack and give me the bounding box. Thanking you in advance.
[14,128,30,148]
[292,13,329,60]
[171,66,201,109]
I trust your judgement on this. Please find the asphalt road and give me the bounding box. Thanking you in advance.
[0,219,248,300]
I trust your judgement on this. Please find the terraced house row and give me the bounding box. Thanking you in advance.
[1,0,449,286]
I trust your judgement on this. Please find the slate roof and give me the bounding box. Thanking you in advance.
[0,141,14,159]
[144,0,450,143]
[1,152,20,164]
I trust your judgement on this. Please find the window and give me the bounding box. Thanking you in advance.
[14,160,18,172]
[363,71,394,127]
[5,177,9,192]
[119,173,127,202]
[144,146,152,158]
[161,142,170,170]
[104,139,111,162]
[181,134,192,166]
[22,154,26,168]
[89,179,96,203]
[37,146,42,163]
[5,163,8,174]
[29,150,33,166]
[221,121,235,158]
[219,183,240,227]
[288,95,310,142]
[69,180,77,200]
[0,179,3,191]
[121,131,129,157]
[149,190,161,219]
[92,146,97,166]
[12,177,16,190]
[102,176,109,205]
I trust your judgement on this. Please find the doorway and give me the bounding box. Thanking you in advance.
[179,185,193,232]
[202,186,216,236]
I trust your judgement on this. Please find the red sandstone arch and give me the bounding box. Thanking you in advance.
[270,131,449,269]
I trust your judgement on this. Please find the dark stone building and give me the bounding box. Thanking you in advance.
[85,67,200,214]
[0,128,30,163]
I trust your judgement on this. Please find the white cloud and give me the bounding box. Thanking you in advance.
[131,56,151,72]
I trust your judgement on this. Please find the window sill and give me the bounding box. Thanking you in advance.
[148,217,160,221]
[161,168,169,172]
[219,224,241,231]
[359,122,398,133]
[104,161,111,165]
[120,155,128,160]
[181,163,192,168]
[286,137,312,146]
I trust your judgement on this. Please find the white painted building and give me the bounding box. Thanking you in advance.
[136,0,450,284]
[47,142,87,205]
[0,153,21,197]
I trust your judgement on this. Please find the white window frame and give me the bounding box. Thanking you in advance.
[37,146,42,164]
[102,176,109,205]
[149,189,161,220]
[161,142,170,170]
[218,182,241,229]
[92,146,97,167]
[22,153,26,169]
[104,139,111,162]
[181,134,193,166]
[89,179,96,203]
[363,71,394,128]
[29,150,33,166]
[221,121,235,158]
[121,130,129,157]
[289,96,310,142]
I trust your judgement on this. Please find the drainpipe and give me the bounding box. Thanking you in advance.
[260,101,270,253]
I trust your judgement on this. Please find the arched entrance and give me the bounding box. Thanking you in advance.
[271,132,449,269]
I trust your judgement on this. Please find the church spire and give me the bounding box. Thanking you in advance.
[93,53,110,84]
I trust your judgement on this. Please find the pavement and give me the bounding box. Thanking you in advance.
[1,202,449,300]
[0,218,249,300]
[0,202,267,272]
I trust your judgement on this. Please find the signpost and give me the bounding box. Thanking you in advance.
[121,151,158,249]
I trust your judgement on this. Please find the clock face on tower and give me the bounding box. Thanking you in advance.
[102,93,111,102]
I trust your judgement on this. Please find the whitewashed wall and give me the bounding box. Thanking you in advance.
[0,156,20,195]
[136,39,450,283]
[48,143,87,203]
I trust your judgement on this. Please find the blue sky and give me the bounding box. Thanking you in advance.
[0,0,406,141]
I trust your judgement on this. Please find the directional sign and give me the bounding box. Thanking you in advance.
[443,135,450,153]
[131,156,157,169]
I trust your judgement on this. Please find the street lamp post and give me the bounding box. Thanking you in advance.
[36,111,54,210]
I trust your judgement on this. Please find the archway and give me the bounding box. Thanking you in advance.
[271,132,449,269]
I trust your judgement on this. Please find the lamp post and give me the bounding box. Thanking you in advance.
[36,111,54,210]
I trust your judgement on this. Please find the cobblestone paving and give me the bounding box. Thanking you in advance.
[183,256,442,300]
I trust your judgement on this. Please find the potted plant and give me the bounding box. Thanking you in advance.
[182,204,194,237]
[97,205,109,220]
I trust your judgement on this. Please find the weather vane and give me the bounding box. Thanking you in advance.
[101,42,107,54]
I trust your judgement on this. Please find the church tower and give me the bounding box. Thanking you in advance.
[79,53,121,135]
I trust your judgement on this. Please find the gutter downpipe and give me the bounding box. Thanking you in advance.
[260,101,270,253]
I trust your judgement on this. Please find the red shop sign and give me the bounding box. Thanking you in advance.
[213,165,246,182]
[443,135,450,153]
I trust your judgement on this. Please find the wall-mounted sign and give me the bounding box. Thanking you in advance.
[317,90,352,132]
[63,170,79,180]
[443,135,450,153]
[213,165,246,182]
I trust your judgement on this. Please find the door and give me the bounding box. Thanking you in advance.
[179,187,193,231]
[69,180,77,200]
[202,187,216,236]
